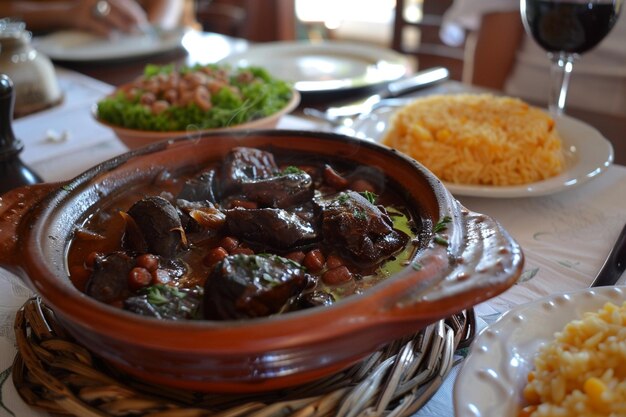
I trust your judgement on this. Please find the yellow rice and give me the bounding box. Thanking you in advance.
[381,94,565,186]
[519,301,626,417]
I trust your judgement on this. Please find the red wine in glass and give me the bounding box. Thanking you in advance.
[520,0,623,114]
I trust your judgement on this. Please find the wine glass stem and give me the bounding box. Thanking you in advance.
[549,52,575,116]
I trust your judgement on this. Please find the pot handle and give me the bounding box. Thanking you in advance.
[0,183,60,268]
[375,210,524,323]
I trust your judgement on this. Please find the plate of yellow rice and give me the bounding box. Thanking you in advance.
[454,286,626,417]
[350,94,614,198]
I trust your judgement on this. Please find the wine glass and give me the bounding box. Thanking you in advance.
[520,0,623,115]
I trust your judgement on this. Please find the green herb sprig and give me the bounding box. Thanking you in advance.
[145,285,185,305]
[279,166,305,176]
[433,216,452,247]
[433,216,452,233]
[360,190,378,204]
[337,193,350,204]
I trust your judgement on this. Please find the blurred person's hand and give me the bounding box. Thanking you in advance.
[0,0,184,38]
[70,0,150,37]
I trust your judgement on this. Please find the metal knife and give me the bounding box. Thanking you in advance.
[590,222,626,287]
[319,66,450,120]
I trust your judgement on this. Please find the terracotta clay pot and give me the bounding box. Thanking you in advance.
[0,130,523,393]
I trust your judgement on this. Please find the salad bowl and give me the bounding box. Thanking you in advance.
[93,63,300,149]
[94,89,300,149]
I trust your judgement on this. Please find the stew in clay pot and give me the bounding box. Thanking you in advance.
[0,130,524,393]
[68,146,422,321]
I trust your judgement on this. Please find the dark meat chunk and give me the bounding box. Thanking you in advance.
[124,285,203,320]
[204,254,309,320]
[291,201,317,223]
[148,257,188,285]
[294,290,335,309]
[125,196,186,258]
[85,252,134,303]
[316,191,409,264]
[225,207,318,250]
[220,147,278,195]
[177,169,217,203]
[238,171,314,208]
[220,147,313,208]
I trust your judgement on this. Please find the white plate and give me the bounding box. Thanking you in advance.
[349,105,614,198]
[219,40,411,94]
[454,286,626,417]
[33,27,187,62]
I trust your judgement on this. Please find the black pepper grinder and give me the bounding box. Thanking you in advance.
[0,74,42,194]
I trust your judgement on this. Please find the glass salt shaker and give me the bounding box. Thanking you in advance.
[0,20,62,118]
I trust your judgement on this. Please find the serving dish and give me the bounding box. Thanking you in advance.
[219,40,411,98]
[32,27,187,62]
[92,62,300,150]
[454,285,626,417]
[93,89,300,149]
[0,130,523,393]
[349,105,614,198]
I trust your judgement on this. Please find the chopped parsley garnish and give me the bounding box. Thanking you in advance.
[145,285,185,305]
[279,166,305,176]
[433,216,452,233]
[261,272,280,286]
[337,193,350,204]
[281,257,305,269]
[354,208,367,220]
[258,253,303,269]
[360,190,378,204]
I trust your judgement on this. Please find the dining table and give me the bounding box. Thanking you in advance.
[1,28,626,417]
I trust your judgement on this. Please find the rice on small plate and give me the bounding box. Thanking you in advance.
[381,94,565,186]
[519,301,626,417]
[454,286,626,417]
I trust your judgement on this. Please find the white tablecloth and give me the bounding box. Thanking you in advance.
[1,69,625,417]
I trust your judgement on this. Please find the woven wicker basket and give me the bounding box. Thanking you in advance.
[13,297,475,417]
